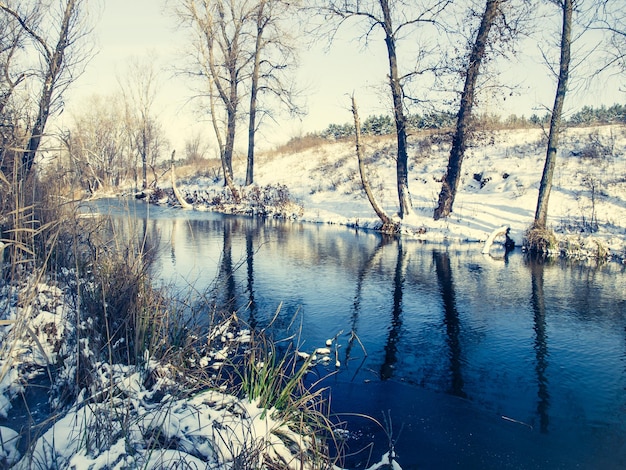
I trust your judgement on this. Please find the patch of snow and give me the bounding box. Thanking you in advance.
[0,426,20,466]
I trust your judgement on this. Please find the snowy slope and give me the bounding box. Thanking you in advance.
[181,124,626,261]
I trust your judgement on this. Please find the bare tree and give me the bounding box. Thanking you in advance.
[0,9,27,187]
[177,0,255,202]
[245,0,300,186]
[119,55,164,190]
[176,0,300,193]
[209,69,241,202]
[533,0,573,230]
[0,9,26,120]
[0,0,93,182]
[433,0,506,220]
[184,131,210,164]
[593,1,626,76]
[351,94,395,230]
[65,93,130,192]
[313,0,452,219]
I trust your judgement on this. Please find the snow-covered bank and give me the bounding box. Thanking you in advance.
[0,279,398,469]
[176,125,626,262]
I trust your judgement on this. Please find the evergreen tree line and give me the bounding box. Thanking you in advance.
[315,103,626,141]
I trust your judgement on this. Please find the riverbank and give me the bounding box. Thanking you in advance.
[169,124,626,263]
[0,211,398,469]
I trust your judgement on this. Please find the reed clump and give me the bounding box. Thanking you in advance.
[225,325,337,469]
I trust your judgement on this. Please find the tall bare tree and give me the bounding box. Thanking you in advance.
[434,0,507,220]
[534,0,573,229]
[176,0,255,202]
[176,0,300,194]
[245,0,300,186]
[0,0,93,182]
[314,0,451,219]
[247,0,268,186]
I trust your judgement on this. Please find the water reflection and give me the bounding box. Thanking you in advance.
[245,225,258,328]
[434,251,466,398]
[380,239,406,381]
[217,221,236,311]
[530,260,550,433]
[84,199,626,469]
[346,235,387,371]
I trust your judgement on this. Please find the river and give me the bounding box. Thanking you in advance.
[92,198,626,470]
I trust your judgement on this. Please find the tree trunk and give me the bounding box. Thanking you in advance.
[209,78,240,204]
[20,0,76,181]
[351,95,395,230]
[379,0,412,219]
[534,0,572,228]
[434,0,501,220]
[246,1,267,186]
[224,95,236,180]
[141,128,148,189]
[246,80,258,186]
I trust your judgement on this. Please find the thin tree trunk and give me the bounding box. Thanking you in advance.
[534,0,572,228]
[209,79,240,203]
[246,80,258,186]
[224,101,236,179]
[379,0,412,219]
[141,128,148,189]
[434,0,501,220]
[351,95,395,230]
[246,2,266,186]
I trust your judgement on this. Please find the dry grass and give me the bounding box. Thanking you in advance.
[524,223,558,254]
[268,134,329,157]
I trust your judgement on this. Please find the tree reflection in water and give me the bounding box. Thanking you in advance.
[245,223,258,329]
[433,251,467,399]
[380,239,407,380]
[345,235,388,373]
[530,259,550,433]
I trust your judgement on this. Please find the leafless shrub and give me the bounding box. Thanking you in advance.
[570,131,615,161]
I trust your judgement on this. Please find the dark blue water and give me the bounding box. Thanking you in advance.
[90,198,626,469]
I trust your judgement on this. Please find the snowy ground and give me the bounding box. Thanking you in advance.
[179,124,626,262]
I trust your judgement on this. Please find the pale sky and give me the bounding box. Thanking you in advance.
[65,0,624,155]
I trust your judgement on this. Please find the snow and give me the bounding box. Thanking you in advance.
[177,124,626,261]
[1,124,624,469]
[0,426,19,466]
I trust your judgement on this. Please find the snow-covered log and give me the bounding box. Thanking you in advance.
[170,151,193,210]
[482,225,510,254]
